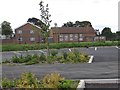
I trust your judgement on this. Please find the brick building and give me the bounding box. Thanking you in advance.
[15,22,42,44]
[49,27,96,43]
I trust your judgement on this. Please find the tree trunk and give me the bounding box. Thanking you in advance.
[46,37,50,56]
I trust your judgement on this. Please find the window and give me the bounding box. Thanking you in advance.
[30,37,35,41]
[74,34,78,40]
[79,37,83,41]
[59,34,63,38]
[69,34,73,38]
[59,34,63,42]
[69,34,73,41]
[30,30,34,34]
[79,34,82,37]
[18,30,22,34]
[70,38,73,41]
[18,37,23,41]
[64,34,68,41]
[59,38,63,41]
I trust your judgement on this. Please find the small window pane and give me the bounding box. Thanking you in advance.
[70,38,73,41]
[30,30,34,34]
[59,34,63,38]
[18,37,23,41]
[30,37,35,41]
[79,34,82,37]
[64,34,68,41]
[79,37,83,41]
[59,38,63,41]
[18,30,22,34]
[74,34,78,40]
[69,34,73,37]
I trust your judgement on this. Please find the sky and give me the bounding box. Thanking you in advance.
[0,0,119,33]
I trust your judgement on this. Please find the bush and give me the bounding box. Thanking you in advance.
[25,59,39,65]
[63,52,67,60]
[2,41,118,51]
[42,72,64,88]
[40,53,46,62]
[16,72,39,88]
[66,52,76,63]
[12,55,21,63]
[50,50,58,57]
[46,56,54,64]
[5,49,89,65]
[79,54,86,62]
[2,78,16,88]
[2,72,79,89]
[58,80,73,88]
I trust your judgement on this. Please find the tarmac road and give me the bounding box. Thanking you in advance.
[1,46,119,79]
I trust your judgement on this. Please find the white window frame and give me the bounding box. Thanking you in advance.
[79,34,82,37]
[30,30,34,34]
[64,34,68,41]
[18,30,22,34]
[79,37,83,41]
[74,34,78,40]
[70,38,73,41]
[59,34,64,42]
[69,34,73,38]
[59,34,63,38]
[30,37,35,41]
[59,38,63,41]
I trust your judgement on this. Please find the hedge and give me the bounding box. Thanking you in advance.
[1,41,118,51]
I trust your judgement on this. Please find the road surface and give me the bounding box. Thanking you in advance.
[1,46,119,79]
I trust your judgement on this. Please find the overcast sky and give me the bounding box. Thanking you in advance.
[0,0,119,33]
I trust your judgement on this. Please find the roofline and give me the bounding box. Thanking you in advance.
[15,22,41,30]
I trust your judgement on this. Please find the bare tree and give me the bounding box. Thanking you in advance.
[39,1,52,56]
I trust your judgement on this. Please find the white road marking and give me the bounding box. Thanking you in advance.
[95,47,97,51]
[88,56,94,63]
[69,49,72,52]
[116,46,120,49]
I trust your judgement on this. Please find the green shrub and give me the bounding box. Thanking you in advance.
[46,56,54,64]
[25,59,39,65]
[40,53,46,62]
[16,72,39,88]
[2,41,118,51]
[50,50,58,57]
[42,72,64,88]
[63,52,67,60]
[32,54,40,61]
[24,55,33,62]
[2,78,16,88]
[58,80,73,88]
[79,54,86,62]
[2,59,11,63]
[66,52,76,63]
[12,55,21,63]
[2,72,79,89]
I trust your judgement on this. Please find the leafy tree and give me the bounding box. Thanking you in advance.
[27,17,45,27]
[62,21,92,27]
[62,21,74,27]
[116,31,120,41]
[39,1,52,56]
[101,27,113,40]
[1,21,13,38]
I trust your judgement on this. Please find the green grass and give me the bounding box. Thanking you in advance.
[1,41,118,51]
